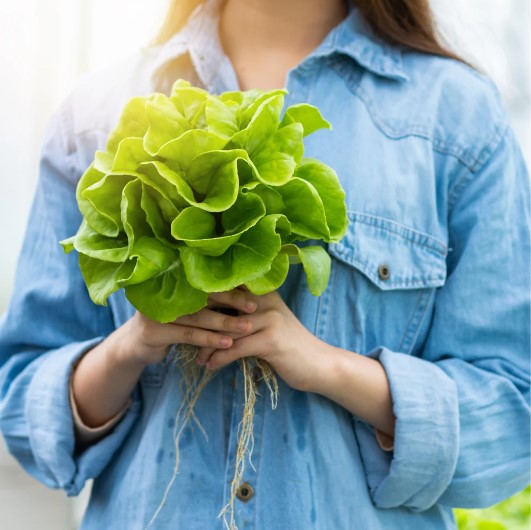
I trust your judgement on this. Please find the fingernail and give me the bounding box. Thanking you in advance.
[196,358,205,366]
[245,300,257,312]
[220,338,232,347]
[238,320,251,332]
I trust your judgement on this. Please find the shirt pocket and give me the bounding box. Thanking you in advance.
[321,212,448,354]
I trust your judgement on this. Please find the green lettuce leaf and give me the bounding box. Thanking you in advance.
[63,80,348,322]
[112,137,152,172]
[106,95,154,154]
[180,214,285,292]
[171,191,266,256]
[157,129,228,171]
[74,219,129,263]
[251,122,304,186]
[281,244,331,296]
[140,184,179,246]
[144,94,190,156]
[183,150,245,211]
[76,164,119,237]
[294,158,348,242]
[170,79,208,129]
[117,236,179,287]
[276,177,330,239]
[280,103,332,136]
[125,260,208,322]
[245,252,290,295]
[230,93,285,154]
[78,253,122,305]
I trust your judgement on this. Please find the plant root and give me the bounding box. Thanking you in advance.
[145,345,279,530]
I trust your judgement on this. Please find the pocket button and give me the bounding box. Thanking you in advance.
[378,263,391,281]
[236,482,254,502]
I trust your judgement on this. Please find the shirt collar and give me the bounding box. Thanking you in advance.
[309,6,409,81]
[151,0,235,92]
[150,0,409,89]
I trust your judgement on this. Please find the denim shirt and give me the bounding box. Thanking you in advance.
[0,1,529,529]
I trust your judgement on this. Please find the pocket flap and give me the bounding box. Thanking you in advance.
[328,212,447,290]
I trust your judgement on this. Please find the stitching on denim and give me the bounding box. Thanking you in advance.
[43,98,114,337]
[447,125,510,212]
[398,290,425,353]
[314,267,325,337]
[317,254,336,338]
[403,289,435,355]
[331,246,445,289]
[331,63,473,168]
[346,211,448,257]
[252,392,267,526]
[446,164,473,213]
[330,61,508,172]
[470,121,508,172]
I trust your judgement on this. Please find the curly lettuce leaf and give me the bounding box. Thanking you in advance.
[63,80,348,321]
[180,214,285,293]
[125,260,208,322]
[294,158,348,242]
[280,103,332,136]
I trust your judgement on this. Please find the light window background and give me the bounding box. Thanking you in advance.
[0,1,529,528]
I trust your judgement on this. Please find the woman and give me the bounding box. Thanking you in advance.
[0,0,529,529]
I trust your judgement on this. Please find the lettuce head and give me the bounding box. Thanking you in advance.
[61,80,348,323]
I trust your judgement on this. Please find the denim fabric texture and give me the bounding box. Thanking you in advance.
[0,1,529,529]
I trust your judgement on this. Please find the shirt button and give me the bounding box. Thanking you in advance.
[378,263,391,281]
[236,482,254,502]
[252,366,262,388]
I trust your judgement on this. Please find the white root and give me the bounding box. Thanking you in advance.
[145,345,279,530]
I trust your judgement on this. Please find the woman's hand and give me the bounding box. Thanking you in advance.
[70,287,258,428]
[194,289,396,437]
[119,288,258,367]
[196,290,329,392]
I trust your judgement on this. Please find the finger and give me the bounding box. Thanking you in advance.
[160,324,234,350]
[196,346,216,366]
[207,289,258,314]
[206,333,263,371]
[177,308,253,334]
[195,328,254,366]
[195,332,250,366]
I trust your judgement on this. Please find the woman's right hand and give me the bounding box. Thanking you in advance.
[117,287,258,368]
[71,287,258,429]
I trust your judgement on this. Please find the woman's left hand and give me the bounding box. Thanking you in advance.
[195,290,330,392]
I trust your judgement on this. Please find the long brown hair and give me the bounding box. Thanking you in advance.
[153,0,465,64]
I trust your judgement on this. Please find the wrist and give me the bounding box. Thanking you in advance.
[304,340,347,395]
[307,345,396,436]
[105,323,148,375]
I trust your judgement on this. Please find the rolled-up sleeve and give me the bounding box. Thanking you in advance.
[0,98,141,496]
[355,126,530,511]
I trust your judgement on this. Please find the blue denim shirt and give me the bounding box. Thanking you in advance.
[0,2,529,529]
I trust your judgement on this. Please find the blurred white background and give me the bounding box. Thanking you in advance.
[0,1,529,528]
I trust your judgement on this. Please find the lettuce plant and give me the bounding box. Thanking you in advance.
[61,80,348,530]
[61,80,347,322]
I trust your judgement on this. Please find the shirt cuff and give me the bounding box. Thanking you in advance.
[69,376,130,445]
[24,338,142,496]
[354,347,459,511]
